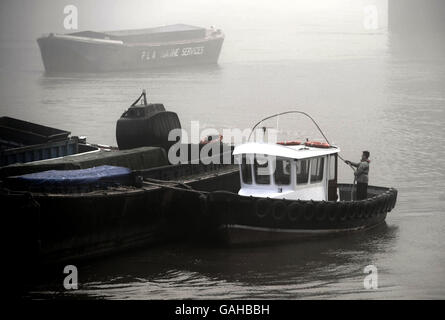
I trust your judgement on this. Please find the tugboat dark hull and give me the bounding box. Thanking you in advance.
[198,184,398,245]
[37,27,224,73]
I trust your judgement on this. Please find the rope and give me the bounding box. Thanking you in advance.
[143,177,194,190]
[142,179,209,195]
[141,178,240,198]
[338,153,356,172]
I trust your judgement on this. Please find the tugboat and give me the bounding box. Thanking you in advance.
[196,112,398,245]
[37,24,224,73]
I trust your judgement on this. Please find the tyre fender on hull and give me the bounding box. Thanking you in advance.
[272,200,286,221]
[377,194,386,215]
[356,201,365,219]
[286,201,303,222]
[383,192,391,213]
[316,201,328,221]
[338,201,348,221]
[391,189,398,210]
[363,199,373,218]
[304,201,316,221]
[348,201,357,220]
[369,198,379,217]
[256,198,272,218]
[326,201,338,222]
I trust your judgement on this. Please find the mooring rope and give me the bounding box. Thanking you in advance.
[141,177,242,198]
[143,177,194,190]
[142,178,209,195]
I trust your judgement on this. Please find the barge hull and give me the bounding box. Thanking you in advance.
[37,33,224,73]
[3,162,237,266]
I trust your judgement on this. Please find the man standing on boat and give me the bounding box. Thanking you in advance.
[345,151,370,200]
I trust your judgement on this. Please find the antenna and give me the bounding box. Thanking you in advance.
[247,110,331,145]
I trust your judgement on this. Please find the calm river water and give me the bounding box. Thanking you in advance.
[1,0,444,299]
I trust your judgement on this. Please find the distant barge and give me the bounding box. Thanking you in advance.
[37,24,224,73]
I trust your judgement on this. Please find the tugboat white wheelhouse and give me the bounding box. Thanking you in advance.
[235,143,339,201]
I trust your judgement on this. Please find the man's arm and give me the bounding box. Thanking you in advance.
[346,160,359,168]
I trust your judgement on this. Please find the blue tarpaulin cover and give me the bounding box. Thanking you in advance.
[7,165,132,187]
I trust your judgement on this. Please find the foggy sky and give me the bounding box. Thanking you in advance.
[0,0,388,42]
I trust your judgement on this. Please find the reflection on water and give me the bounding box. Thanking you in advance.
[29,223,400,299]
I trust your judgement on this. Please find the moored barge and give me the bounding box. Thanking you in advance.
[0,91,235,266]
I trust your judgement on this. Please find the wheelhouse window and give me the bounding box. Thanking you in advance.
[240,154,252,184]
[296,159,309,184]
[274,158,291,185]
[310,157,324,183]
[254,155,270,185]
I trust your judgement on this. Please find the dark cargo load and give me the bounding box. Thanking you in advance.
[5,165,133,193]
[116,91,181,151]
[0,146,168,178]
[0,117,77,166]
[0,139,79,167]
[122,24,203,43]
[0,116,70,146]
[69,24,206,44]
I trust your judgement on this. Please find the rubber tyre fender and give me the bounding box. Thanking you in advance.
[363,200,373,219]
[304,201,315,221]
[272,200,287,221]
[381,192,390,213]
[376,195,386,215]
[316,201,328,221]
[369,198,378,217]
[356,201,365,219]
[256,198,272,219]
[348,201,357,220]
[338,201,348,221]
[286,201,303,223]
[391,189,398,210]
[327,201,338,222]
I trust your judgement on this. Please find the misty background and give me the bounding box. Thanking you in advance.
[0,0,388,65]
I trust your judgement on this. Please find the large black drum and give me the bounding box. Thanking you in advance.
[116,91,181,151]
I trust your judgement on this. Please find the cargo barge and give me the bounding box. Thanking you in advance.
[1,91,234,268]
[37,24,224,73]
[0,116,101,167]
